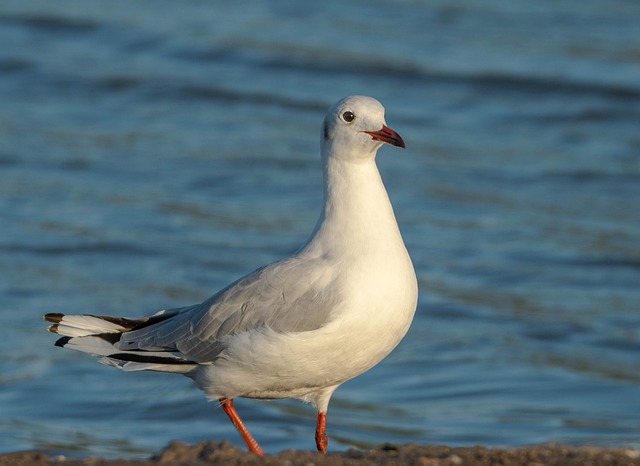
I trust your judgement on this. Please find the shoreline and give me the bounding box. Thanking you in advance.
[2,441,639,466]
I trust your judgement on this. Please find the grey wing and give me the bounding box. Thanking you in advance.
[117,257,338,362]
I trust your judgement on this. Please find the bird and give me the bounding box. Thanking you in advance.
[44,95,418,456]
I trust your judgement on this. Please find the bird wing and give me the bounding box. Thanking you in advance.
[117,256,339,363]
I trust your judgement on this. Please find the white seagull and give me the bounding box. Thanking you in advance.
[45,95,418,455]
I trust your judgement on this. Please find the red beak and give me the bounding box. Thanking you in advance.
[363,124,406,149]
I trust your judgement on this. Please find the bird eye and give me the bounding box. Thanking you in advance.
[342,111,355,123]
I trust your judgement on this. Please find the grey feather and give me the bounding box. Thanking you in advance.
[117,256,340,363]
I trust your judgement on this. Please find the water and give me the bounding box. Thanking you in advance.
[1,0,639,459]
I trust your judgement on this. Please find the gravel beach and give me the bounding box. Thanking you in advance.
[3,442,640,466]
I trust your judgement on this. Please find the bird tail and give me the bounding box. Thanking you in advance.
[44,311,197,373]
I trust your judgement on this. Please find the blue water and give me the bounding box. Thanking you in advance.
[1,0,639,459]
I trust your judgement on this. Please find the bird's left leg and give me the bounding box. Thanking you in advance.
[219,397,264,456]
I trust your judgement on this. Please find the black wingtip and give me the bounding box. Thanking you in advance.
[54,336,72,348]
[44,313,65,324]
[108,353,197,365]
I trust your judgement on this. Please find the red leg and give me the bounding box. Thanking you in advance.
[315,411,328,453]
[219,398,264,456]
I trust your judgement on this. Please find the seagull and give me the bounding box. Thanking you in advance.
[45,95,418,456]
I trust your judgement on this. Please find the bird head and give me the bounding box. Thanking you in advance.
[321,95,405,162]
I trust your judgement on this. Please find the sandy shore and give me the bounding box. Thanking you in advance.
[2,441,640,466]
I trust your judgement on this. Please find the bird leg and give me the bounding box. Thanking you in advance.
[315,411,328,453]
[218,398,264,456]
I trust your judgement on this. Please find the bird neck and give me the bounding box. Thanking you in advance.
[304,154,402,255]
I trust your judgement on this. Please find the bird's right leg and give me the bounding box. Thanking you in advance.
[315,411,328,453]
[219,397,264,456]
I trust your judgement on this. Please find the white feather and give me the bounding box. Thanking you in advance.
[63,336,119,356]
[53,315,126,336]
